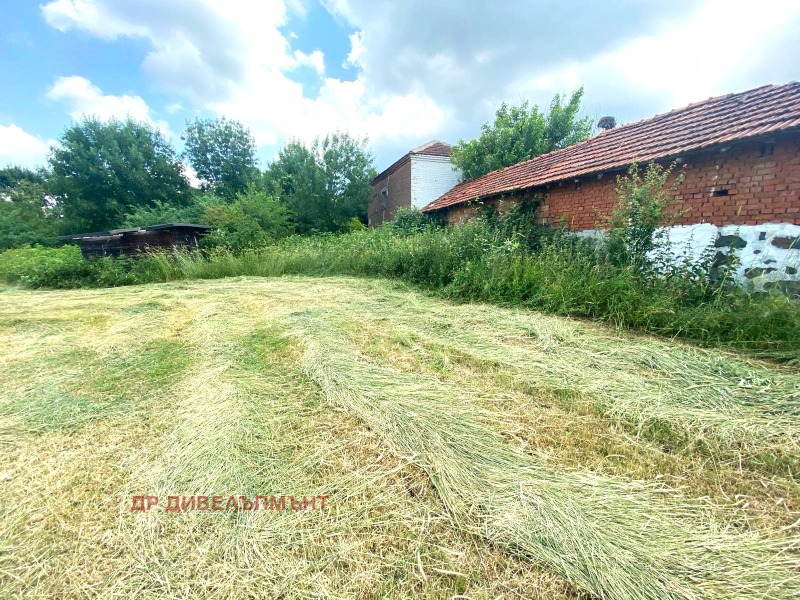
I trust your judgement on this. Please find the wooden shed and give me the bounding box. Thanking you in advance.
[60,223,213,259]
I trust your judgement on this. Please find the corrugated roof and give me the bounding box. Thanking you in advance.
[423,82,800,212]
[60,223,213,240]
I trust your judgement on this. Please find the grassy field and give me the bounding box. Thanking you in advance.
[1,276,798,599]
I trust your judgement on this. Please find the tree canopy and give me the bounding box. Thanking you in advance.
[0,166,56,250]
[266,132,375,233]
[451,88,594,180]
[48,117,191,232]
[0,166,46,190]
[182,117,259,200]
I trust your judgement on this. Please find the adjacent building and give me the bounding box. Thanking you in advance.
[422,83,800,288]
[368,140,461,227]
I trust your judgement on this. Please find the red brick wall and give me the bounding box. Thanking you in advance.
[439,134,800,229]
[368,158,412,227]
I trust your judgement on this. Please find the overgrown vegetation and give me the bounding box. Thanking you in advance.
[3,215,798,358]
[4,163,797,358]
[1,104,797,359]
[201,188,293,251]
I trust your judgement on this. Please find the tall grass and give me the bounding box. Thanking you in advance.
[1,219,799,358]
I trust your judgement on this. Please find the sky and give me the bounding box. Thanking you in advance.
[1,0,799,174]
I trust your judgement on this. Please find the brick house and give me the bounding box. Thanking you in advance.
[422,83,800,287]
[368,140,461,227]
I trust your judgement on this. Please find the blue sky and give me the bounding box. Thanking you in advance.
[2,0,799,174]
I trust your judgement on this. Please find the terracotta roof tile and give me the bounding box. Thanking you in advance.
[423,83,800,212]
[409,140,452,157]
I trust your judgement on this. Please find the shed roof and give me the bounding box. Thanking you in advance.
[60,223,213,241]
[423,82,800,213]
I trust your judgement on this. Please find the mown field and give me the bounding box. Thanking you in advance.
[1,276,798,599]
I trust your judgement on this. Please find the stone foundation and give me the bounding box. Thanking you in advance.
[575,223,800,294]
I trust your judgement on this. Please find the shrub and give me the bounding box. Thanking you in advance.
[602,161,684,273]
[387,207,442,235]
[202,188,293,251]
[0,246,95,288]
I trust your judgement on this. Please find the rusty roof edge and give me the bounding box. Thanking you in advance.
[59,223,214,240]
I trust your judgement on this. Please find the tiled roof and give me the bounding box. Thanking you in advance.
[410,140,452,157]
[373,140,452,184]
[423,82,800,212]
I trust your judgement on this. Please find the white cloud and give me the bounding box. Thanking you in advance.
[344,31,363,68]
[39,0,800,168]
[507,0,800,126]
[46,75,172,135]
[41,0,298,103]
[39,0,452,157]
[41,0,148,40]
[293,49,325,76]
[0,125,54,169]
[322,0,800,155]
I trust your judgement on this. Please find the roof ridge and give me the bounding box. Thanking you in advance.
[410,139,451,154]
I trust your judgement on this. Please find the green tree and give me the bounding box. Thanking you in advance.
[451,88,593,180]
[182,117,259,200]
[266,132,375,233]
[0,165,46,189]
[202,188,292,251]
[0,166,57,249]
[48,117,191,233]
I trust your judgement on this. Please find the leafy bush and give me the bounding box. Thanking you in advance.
[386,207,443,235]
[0,246,95,288]
[602,161,684,273]
[202,188,293,251]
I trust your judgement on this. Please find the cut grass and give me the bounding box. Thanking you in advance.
[1,276,798,599]
[333,282,800,468]
[293,308,800,600]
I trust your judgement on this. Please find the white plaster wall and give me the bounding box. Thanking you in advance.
[410,155,462,209]
[574,223,800,287]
